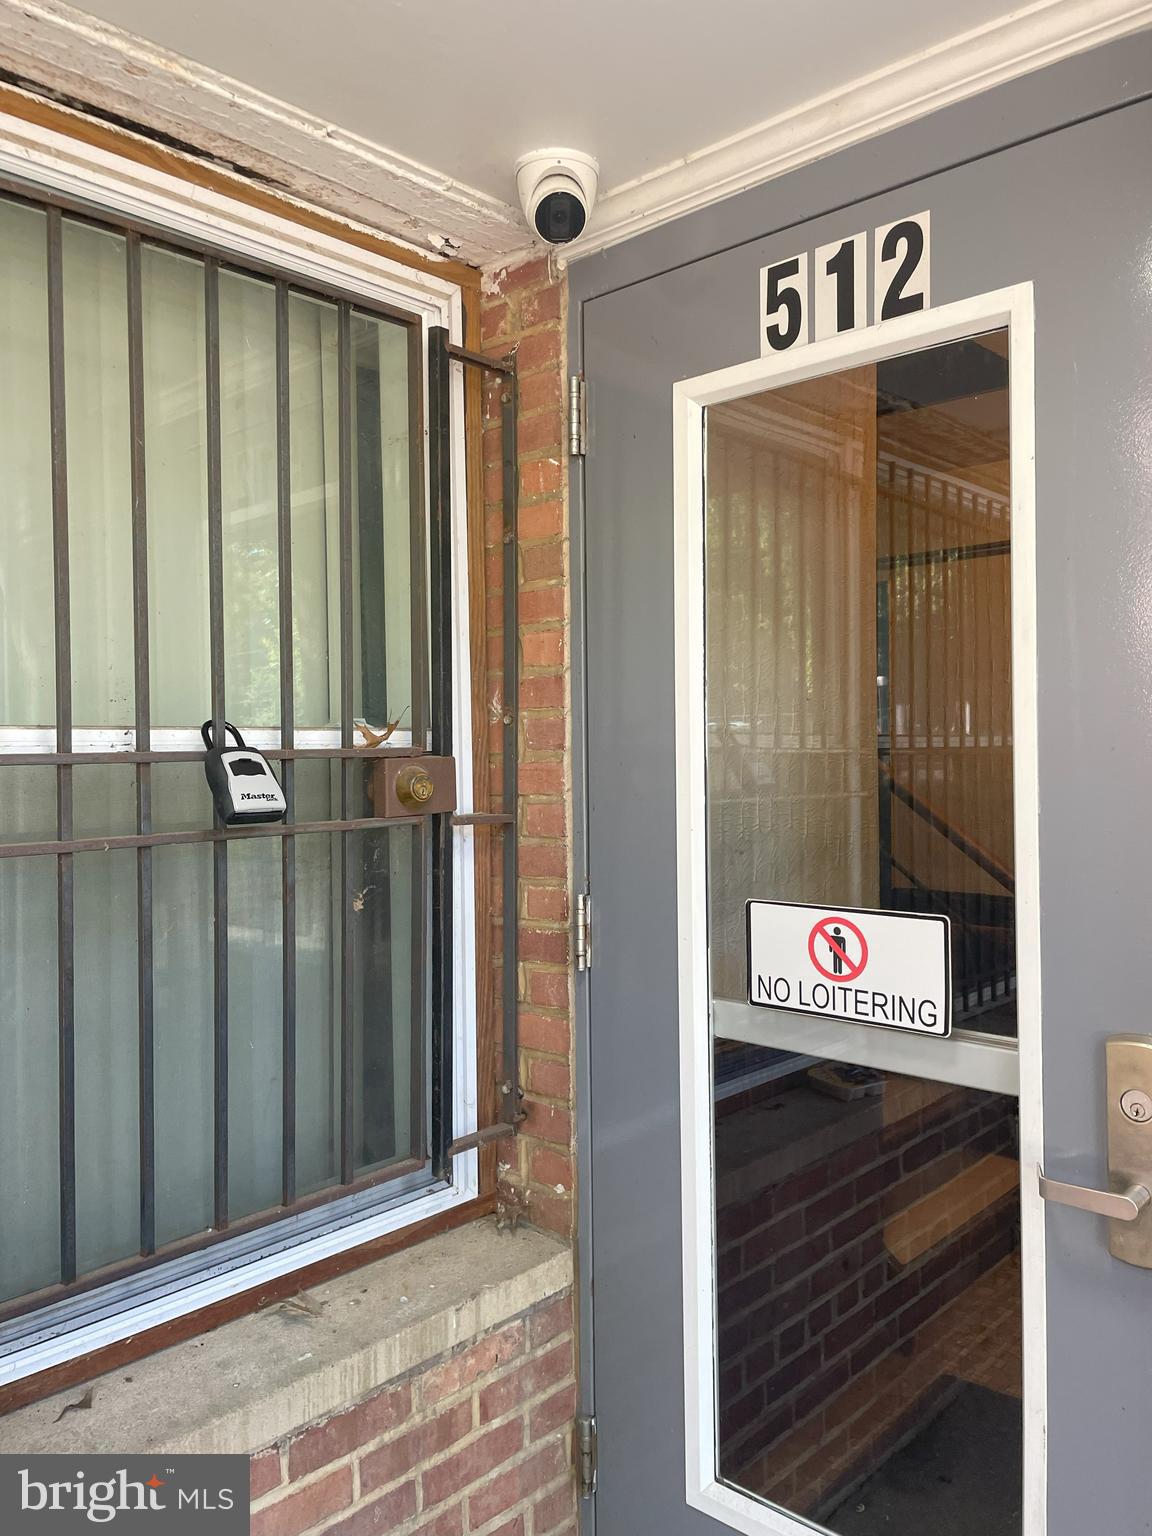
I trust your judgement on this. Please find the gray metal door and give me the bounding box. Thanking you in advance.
[575,64,1152,1536]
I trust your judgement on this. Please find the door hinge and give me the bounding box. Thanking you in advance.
[568,374,587,457]
[576,1413,598,1498]
[575,891,592,972]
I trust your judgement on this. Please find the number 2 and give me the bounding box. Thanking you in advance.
[875,213,930,321]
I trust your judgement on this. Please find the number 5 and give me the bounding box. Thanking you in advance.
[760,254,809,354]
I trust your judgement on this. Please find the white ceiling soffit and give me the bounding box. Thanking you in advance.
[578,0,1152,260]
[0,0,1149,272]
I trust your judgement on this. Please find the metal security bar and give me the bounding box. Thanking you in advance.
[435,332,525,1159]
[876,455,1016,1025]
[0,181,463,1324]
[46,207,77,1286]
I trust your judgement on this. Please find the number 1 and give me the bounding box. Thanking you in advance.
[814,233,866,341]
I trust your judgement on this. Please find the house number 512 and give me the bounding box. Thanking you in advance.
[760,212,930,354]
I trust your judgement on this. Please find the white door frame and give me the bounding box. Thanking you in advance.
[673,284,1045,1535]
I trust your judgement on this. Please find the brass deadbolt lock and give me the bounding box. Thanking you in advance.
[370,755,456,818]
[396,766,436,809]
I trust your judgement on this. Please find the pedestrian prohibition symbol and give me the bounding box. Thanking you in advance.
[808,916,868,982]
[747,899,952,1036]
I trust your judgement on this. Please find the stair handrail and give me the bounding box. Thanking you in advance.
[880,760,1015,895]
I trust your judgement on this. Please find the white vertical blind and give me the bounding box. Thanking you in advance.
[705,370,880,1003]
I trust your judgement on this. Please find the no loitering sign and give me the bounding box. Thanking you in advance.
[747,900,952,1036]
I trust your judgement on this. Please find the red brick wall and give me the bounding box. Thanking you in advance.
[479,256,574,1239]
[250,1290,577,1536]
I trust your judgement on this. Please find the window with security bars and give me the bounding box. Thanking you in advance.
[0,185,483,1323]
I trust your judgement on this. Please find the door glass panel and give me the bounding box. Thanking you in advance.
[714,1050,1021,1530]
[705,333,1021,1531]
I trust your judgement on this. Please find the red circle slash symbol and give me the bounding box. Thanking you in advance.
[808,916,869,982]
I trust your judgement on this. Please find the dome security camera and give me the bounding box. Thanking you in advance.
[515,149,599,246]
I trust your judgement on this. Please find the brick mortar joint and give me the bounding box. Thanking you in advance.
[252,1291,576,1474]
[337,1365,577,1507]
[282,1423,575,1536]
[465,1467,576,1536]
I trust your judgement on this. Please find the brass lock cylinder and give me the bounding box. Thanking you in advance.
[396,766,436,810]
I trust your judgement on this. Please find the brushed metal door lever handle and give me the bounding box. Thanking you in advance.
[1038,1168,1150,1222]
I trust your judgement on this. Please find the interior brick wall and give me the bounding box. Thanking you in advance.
[249,1289,578,1536]
[715,1082,1019,1510]
[478,255,574,1240]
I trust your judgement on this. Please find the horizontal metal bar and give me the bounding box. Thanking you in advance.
[451,812,514,827]
[447,1122,520,1156]
[0,815,430,860]
[0,746,425,767]
[445,342,516,376]
[0,1156,428,1327]
[878,538,1011,572]
[712,998,1021,1096]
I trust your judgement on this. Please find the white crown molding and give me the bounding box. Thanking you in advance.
[567,0,1152,261]
[0,0,1148,275]
[0,0,524,268]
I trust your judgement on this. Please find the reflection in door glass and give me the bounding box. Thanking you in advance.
[714,1047,1021,1531]
[706,334,1014,1037]
[704,333,1022,1532]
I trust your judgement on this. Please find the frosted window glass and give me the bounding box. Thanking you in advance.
[143,247,209,730]
[153,841,214,1248]
[0,855,59,1302]
[221,271,279,728]
[75,850,140,1275]
[0,199,53,727]
[228,837,284,1221]
[350,313,414,733]
[63,221,133,729]
[289,294,341,728]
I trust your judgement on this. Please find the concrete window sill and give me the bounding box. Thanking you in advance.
[0,1220,572,1456]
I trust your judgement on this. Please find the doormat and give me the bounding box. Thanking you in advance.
[824,1380,1022,1536]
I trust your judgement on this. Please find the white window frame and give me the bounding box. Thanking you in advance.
[673,285,1046,1535]
[0,109,480,1387]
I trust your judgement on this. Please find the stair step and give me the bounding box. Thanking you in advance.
[884,1153,1019,1266]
